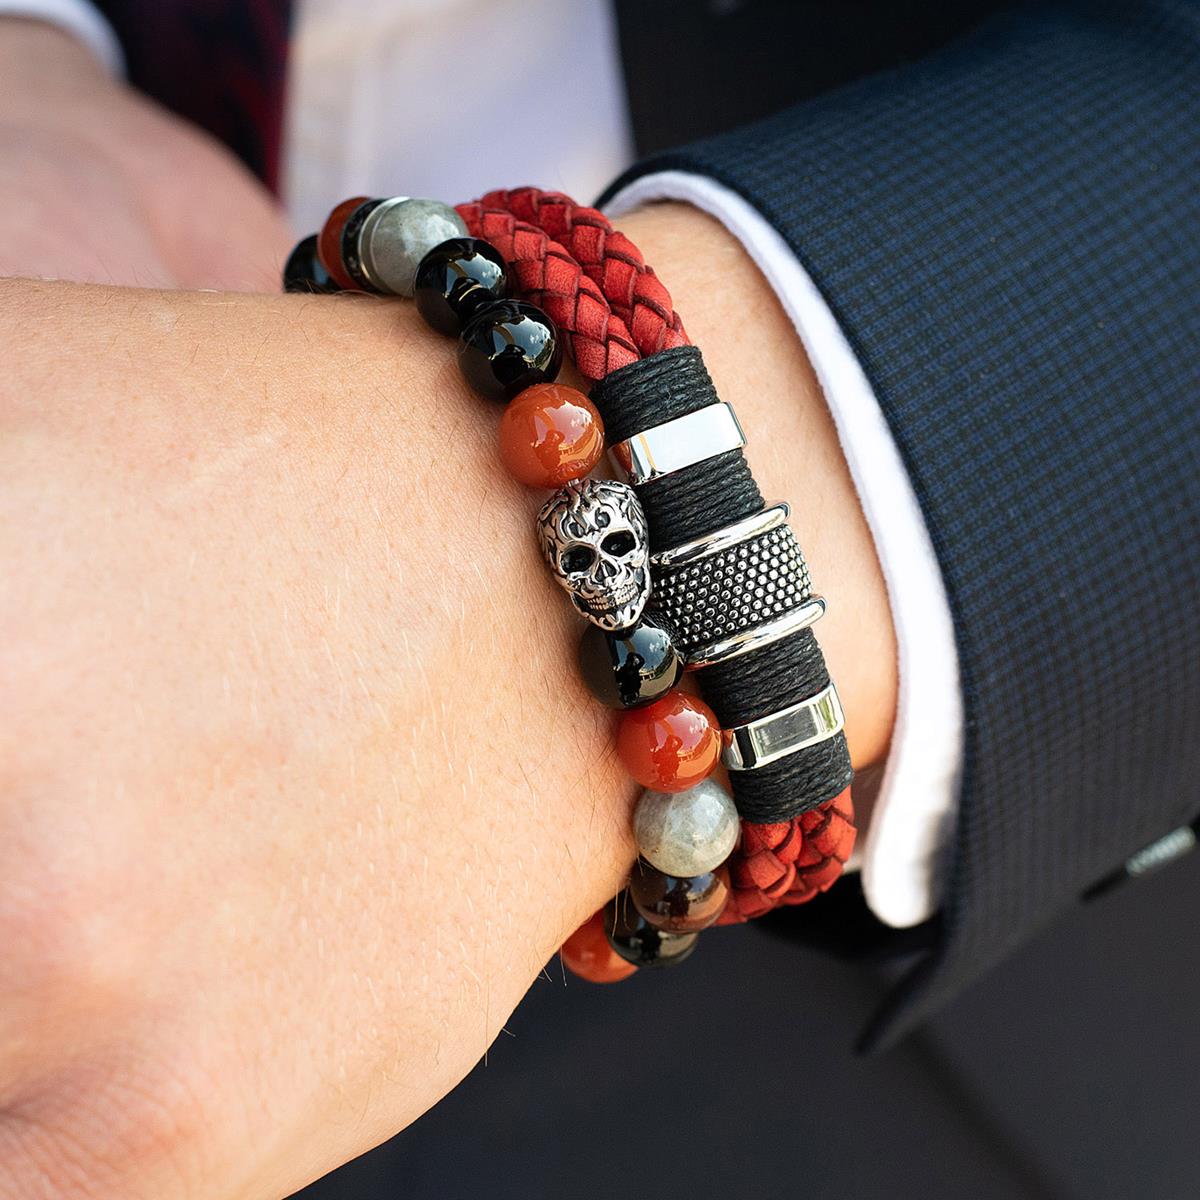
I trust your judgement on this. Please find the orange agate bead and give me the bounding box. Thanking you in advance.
[616,692,722,793]
[561,910,637,983]
[498,384,606,488]
[317,195,370,291]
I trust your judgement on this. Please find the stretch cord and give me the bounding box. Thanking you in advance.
[459,190,855,920]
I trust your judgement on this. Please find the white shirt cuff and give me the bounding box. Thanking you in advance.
[605,170,964,928]
[0,0,123,74]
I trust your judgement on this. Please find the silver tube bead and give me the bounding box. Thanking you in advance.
[609,402,747,485]
[721,683,846,771]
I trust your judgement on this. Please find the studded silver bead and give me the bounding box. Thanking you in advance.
[355,197,468,297]
[648,503,816,664]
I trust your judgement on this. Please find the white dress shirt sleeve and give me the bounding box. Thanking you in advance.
[0,0,123,74]
[605,170,964,929]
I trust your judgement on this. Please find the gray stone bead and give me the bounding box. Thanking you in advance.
[357,197,469,297]
[633,779,739,877]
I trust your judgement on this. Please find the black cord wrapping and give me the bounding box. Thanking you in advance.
[591,346,762,551]
[591,346,853,823]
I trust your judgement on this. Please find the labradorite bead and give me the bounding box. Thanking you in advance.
[578,612,684,709]
[629,858,730,933]
[414,237,509,335]
[358,198,469,297]
[283,234,340,294]
[457,300,561,402]
[633,778,739,877]
[604,892,698,968]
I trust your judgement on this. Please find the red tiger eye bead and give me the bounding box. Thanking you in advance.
[317,195,370,291]
[616,692,722,792]
[561,910,637,983]
[498,384,606,487]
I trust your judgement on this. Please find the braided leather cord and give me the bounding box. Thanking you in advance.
[462,187,852,922]
[716,787,855,923]
[478,187,689,357]
[456,202,639,382]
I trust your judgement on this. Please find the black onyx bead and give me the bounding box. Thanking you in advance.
[604,892,698,968]
[283,234,340,294]
[457,300,561,403]
[578,612,683,709]
[414,238,510,336]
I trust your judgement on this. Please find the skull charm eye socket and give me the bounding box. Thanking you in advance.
[601,530,637,557]
[537,479,651,631]
[560,545,596,576]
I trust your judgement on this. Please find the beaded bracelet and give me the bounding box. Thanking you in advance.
[283,192,856,980]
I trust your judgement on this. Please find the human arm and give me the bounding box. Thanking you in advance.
[0,200,894,1198]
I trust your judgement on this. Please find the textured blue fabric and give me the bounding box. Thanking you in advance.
[604,0,1200,1045]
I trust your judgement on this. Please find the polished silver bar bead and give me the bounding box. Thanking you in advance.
[651,502,790,569]
[686,597,827,669]
[722,683,845,771]
[355,197,468,296]
[609,402,747,485]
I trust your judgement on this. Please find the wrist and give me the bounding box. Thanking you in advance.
[1,273,633,948]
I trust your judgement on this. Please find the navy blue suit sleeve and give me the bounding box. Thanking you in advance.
[604,0,1200,1045]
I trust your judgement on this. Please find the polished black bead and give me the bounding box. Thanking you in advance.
[414,237,510,335]
[578,612,684,709]
[629,857,729,933]
[604,891,698,968]
[457,300,561,402]
[282,233,340,294]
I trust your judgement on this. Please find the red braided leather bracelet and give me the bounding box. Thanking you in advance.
[284,191,856,979]
[478,187,689,356]
[459,189,855,929]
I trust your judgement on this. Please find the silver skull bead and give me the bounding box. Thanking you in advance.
[537,479,651,631]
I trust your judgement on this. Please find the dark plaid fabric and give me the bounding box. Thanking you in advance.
[605,0,1200,1046]
[94,0,292,189]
